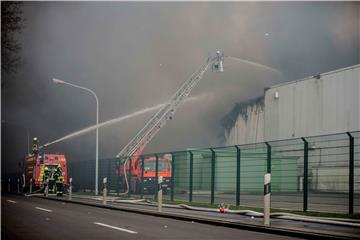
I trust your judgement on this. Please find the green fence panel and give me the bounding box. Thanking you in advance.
[63,131,359,214]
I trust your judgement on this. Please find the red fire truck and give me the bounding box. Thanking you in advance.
[118,154,172,194]
[23,153,68,191]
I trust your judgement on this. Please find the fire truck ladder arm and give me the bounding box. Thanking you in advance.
[116,51,224,195]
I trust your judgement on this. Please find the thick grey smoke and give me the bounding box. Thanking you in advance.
[2,2,359,174]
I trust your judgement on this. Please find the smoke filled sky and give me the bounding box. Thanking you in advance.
[2,2,359,174]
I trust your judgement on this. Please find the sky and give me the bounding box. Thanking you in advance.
[2,2,359,175]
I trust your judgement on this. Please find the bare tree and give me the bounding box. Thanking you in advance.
[1,2,24,74]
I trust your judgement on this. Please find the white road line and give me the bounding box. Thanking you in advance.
[35,207,53,212]
[94,222,138,234]
[7,200,17,204]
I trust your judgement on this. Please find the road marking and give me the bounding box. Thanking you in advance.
[35,207,53,212]
[94,222,138,234]
[7,200,17,204]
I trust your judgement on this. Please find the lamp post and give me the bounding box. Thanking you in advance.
[52,78,100,195]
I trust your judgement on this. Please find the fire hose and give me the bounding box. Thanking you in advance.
[116,199,360,228]
[24,186,45,197]
[175,204,360,228]
[56,192,359,228]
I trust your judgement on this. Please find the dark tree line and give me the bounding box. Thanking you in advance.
[1,1,24,74]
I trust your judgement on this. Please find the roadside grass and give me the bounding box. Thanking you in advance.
[160,199,360,219]
[71,191,94,195]
[71,192,360,219]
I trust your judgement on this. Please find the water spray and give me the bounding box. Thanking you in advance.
[226,56,283,78]
[40,94,207,149]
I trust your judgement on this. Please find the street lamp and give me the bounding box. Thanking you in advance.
[52,78,100,195]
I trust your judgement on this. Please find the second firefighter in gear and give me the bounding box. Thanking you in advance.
[48,168,56,193]
[54,165,64,196]
[32,137,39,154]
[43,166,50,182]
[43,166,50,195]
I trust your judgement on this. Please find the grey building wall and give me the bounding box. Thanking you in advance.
[264,64,359,141]
[225,64,360,145]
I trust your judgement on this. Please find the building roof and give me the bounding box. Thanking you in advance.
[269,64,360,90]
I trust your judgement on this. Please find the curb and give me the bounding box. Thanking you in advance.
[34,195,359,240]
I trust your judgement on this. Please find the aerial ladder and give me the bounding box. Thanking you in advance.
[116,51,224,193]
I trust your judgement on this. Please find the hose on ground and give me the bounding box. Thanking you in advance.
[176,204,360,227]
[56,194,360,228]
[137,200,360,227]
[24,186,45,197]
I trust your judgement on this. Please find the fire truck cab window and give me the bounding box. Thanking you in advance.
[144,160,169,171]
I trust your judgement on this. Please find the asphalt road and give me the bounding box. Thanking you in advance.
[2,194,305,240]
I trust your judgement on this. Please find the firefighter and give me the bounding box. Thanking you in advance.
[32,137,39,155]
[48,168,56,193]
[54,165,64,196]
[43,166,50,195]
[43,166,50,184]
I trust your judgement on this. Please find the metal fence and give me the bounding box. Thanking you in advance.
[68,131,360,214]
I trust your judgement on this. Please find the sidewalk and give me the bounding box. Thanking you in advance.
[32,193,360,240]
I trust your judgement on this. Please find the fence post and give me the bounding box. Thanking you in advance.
[8,178,10,192]
[158,176,163,212]
[103,177,107,205]
[69,177,72,200]
[265,142,271,174]
[301,137,308,212]
[210,148,215,205]
[235,146,241,206]
[347,132,354,215]
[171,153,175,201]
[155,154,159,200]
[189,150,193,203]
[128,157,132,197]
[264,173,271,226]
[140,156,145,199]
[30,178,33,194]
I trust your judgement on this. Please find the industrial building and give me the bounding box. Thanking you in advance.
[214,64,360,195]
[224,64,360,145]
